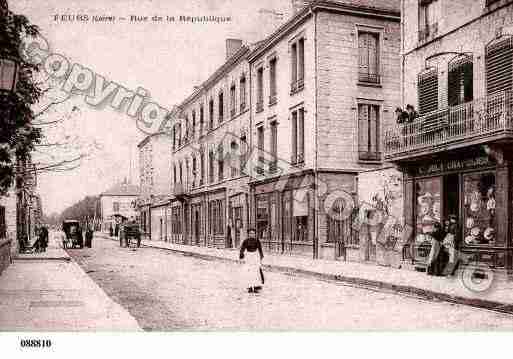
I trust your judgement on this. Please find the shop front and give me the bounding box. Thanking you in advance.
[252,173,314,257]
[401,146,513,273]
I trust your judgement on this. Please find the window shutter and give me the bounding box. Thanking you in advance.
[291,112,297,163]
[486,36,513,95]
[358,104,369,153]
[418,69,438,114]
[359,33,369,76]
[369,105,378,154]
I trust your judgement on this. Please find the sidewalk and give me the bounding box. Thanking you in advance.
[115,233,513,314]
[0,235,141,331]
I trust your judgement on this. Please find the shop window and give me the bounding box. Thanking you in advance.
[463,172,496,246]
[209,199,225,236]
[358,104,380,161]
[418,68,438,114]
[256,195,269,240]
[113,202,120,212]
[415,177,442,236]
[448,55,473,106]
[485,36,513,95]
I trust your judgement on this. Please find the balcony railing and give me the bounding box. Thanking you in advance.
[269,93,277,106]
[384,90,513,159]
[290,78,304,94]
[358,73,381,84]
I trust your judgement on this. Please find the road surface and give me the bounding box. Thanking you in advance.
[65,233,513,330]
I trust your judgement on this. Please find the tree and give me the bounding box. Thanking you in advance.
[0,5,43,196]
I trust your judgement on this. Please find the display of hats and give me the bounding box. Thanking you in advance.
[487,198,496,211]
[466,217,474,229]
[420,204,430,216]
[432,202,441,219]
[418,192,434,205]
[470,200,480,212]
[465,235,476,245]
[470,227,481,237]
[484,227,495,241]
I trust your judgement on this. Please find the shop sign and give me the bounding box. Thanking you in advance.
[416,156,494,176]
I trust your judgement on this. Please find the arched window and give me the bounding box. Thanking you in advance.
[448,54,473,106]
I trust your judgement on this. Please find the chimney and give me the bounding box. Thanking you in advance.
[226,38,243,60]
[291,0,309,14]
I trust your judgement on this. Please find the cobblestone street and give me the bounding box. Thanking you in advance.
[65,234,513,330]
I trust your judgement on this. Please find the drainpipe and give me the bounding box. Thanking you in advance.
[401,0,405,106]
[313,5,319,260]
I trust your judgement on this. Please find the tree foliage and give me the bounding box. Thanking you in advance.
[0,8,43,195]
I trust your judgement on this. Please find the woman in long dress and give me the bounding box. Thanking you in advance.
[239,228,264,293]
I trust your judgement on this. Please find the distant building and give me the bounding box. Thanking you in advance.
[137,132,173,240]
[100,180,140,232]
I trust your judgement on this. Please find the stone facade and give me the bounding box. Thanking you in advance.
[381,1,513,272]
[247,1,401,259]
[169,44,252,248]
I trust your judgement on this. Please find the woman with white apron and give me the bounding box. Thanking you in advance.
[239,228,264,293]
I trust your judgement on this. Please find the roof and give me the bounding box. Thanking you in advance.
[101,182,140,197]
[248,0,400,62]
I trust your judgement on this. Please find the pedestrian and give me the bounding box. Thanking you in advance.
[40,226,49,252]
[239,228,264,293]
[441,215,459,276]
[85,227,93,248]
[33,227,43,253]
[226,221,232,249]
[426,221,444,276]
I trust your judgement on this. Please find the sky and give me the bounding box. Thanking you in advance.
[11,0,294,215]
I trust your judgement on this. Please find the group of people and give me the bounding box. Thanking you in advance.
[33,226,49,253]
[425,215,459,276]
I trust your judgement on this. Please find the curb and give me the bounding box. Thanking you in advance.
[14,256,71,262]
[141,241,513,316]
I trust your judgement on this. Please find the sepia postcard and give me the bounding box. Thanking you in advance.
[1,0,513,356]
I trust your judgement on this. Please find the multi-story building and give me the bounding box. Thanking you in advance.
[137,132,173,240]
[247,0,401,260]
[383,0,513,271]
[169,40,252,248]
